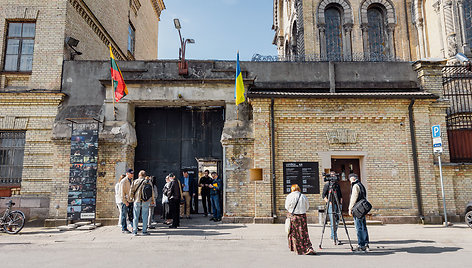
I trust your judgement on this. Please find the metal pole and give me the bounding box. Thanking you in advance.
[438,154,448,226]
[254,180,257,224]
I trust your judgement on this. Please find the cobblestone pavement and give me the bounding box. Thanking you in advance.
[0,215,470,268]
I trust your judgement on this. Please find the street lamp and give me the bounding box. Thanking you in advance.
[174,18,195,75]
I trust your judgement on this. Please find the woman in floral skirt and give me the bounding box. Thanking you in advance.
[285,184,316,255]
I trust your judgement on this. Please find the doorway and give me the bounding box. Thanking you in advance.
[134,107,224,214]
[330,158,361,214]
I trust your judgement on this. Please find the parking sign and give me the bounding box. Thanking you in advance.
[431,125,441,138]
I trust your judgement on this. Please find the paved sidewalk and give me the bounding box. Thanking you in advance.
[0,215,470,268]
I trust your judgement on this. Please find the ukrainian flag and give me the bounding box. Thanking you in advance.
[235,52,245,106]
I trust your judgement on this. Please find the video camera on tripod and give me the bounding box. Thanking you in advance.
[322,172,340,183]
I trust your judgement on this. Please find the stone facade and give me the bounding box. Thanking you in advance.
[49,60,472,226]
[273,0,472,60]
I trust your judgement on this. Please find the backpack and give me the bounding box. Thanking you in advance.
[141,182,153,202]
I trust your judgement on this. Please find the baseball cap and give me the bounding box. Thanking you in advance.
[126,169,134,174]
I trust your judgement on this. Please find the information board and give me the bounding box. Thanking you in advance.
[67,124,98,221]
[283,162,319,194]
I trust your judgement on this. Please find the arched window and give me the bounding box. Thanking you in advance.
[367,5,387,61]
[464,0,472,47]
[325,5,343,61]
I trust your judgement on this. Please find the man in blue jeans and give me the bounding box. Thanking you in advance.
[129,170,155,236]
[322,172,343,245]
[209,171,222,222]
[348,173,370,252]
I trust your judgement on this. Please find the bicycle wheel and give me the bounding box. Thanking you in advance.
[4,211,25,234]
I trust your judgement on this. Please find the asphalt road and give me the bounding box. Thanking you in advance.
[0,215,470,268]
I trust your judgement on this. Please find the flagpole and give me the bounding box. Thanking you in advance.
[112,73,116,121]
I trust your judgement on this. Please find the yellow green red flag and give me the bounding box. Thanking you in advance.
[235,52,245,106]
[109,46,128,102]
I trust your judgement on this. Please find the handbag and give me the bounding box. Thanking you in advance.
[285,193,302,234]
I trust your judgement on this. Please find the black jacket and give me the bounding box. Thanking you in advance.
[199,175,212,195]
[164,179,181,201]
[322,182,343,202]
[179,176,197,196]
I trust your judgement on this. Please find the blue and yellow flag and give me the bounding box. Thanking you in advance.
[235,52,245,106]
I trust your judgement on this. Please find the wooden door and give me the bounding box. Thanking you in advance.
[330,159,361,214]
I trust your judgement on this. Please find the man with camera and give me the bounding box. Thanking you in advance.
[322,171,343,245]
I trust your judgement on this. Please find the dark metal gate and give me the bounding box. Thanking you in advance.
[442,66,472,162]
[134,106,224,203]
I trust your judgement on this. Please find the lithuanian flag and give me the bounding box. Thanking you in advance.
[235,52,245,106]
[109,46,128,102]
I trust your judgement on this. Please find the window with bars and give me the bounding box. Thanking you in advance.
[325,5,343,61]
[3,22,36,72]
[367,6,387,61]
[0,132,26,186]
[128,23,135,56]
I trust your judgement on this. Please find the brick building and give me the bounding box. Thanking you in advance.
[0,0,165,223]
[1,0,472,227]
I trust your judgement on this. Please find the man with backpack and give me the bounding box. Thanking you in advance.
[348,173,370,252]
[129,170,155,236]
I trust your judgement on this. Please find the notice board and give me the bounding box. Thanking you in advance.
[283,162,319,194]
[67,124,98,221]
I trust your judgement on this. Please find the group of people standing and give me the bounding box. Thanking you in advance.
[115,168,223,234]
[285,173,370,255]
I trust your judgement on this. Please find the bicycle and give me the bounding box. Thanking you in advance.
[0,197,25,234]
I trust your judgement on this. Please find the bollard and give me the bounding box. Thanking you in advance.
[317,205,325,224]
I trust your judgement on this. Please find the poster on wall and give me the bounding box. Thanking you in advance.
[67,123,99,221]
[283,162,319,194]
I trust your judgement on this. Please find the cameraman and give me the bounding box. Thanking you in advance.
[322,171,343,245]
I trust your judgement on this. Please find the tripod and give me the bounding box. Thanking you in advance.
[319,181,353,251]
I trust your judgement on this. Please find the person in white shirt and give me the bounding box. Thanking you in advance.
[114,174,126,227]
[285,184,316,255]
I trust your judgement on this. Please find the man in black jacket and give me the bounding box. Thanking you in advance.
[164,173,181,228]
[199,170,212,217]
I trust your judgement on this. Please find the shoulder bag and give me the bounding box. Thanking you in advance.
[285,193,302,234]
[351,183,372,218]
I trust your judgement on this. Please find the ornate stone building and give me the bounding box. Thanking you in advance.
[0,0,165,223]
[273,0,472,61]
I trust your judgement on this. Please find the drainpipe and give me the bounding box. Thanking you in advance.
[270,98,277,219]
[408,98,425,222]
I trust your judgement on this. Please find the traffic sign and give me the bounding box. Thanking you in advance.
[432,125,441,138]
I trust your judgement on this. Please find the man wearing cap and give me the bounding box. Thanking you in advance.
[119,169,134,233]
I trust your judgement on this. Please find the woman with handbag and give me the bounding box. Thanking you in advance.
[285,184,316,255]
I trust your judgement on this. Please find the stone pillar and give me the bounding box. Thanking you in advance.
[443,0,458,57]
[413,60,447,97]
[415,19,426,59]
[457,0,471,54]
[387,23,396,60]
[343,23,353,61]
[251,99,275,219]
[318,24,326,60]
[412,60,459,222]
[433,2,446,57]
[361,24,369,60]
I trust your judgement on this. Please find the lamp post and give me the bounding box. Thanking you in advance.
[174,18,195,75]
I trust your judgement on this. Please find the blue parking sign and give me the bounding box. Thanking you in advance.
[431,125,441,138]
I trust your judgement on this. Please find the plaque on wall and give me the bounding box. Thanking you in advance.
[283,162,319,194]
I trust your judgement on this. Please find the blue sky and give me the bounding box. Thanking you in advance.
[158,0,277,61]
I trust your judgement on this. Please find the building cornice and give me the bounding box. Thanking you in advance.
[150,0,166,19]
[68,0,127,60]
